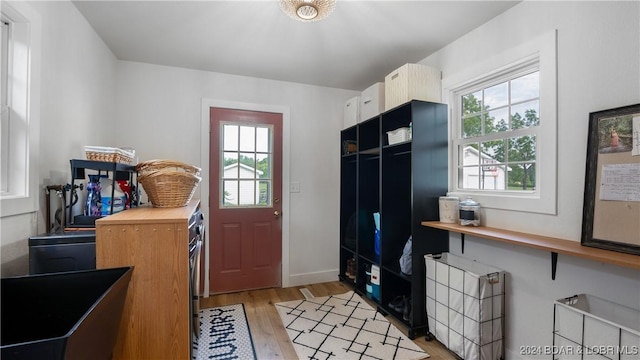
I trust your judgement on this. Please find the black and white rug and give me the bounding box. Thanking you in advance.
[193,304,257,360]
[275,291,429,360]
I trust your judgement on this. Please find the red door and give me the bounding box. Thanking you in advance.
[209,108,283,294]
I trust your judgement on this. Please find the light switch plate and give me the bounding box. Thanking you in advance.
[290,182,301,193]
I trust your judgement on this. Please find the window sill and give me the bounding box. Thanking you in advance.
[446,190,556,215]
[0,196,38,218]
[421,221,640,279]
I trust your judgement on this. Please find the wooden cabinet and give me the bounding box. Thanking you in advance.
[95,200,199,360]
[339,100,449,338]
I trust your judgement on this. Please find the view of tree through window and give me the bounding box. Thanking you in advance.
[458,71,539,191]
[221,124,272,207]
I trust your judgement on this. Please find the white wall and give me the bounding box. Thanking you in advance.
[0,0,357,283]
[114,61,358,287]
[0,1,117,276]
[422,2,640,358]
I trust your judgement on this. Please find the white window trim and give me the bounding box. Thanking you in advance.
[443,30,557,215]
[0,1,41,217]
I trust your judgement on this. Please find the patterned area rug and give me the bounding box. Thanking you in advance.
[193,304,257,360]
[275,291,429,360]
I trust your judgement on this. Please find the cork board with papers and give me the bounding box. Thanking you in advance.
[582,103,640,255]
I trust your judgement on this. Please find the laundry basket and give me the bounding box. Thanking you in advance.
[136,159,201,177]
[553,294,640,360]
[136,159,202,207]
[138,170,201,208]
[425,253,506,360]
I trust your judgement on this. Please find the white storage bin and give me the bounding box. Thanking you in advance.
[425,253,505,360]
[359,82,385,122]
[343,96,360,129]
[371,264,380,301]
[385,63,441,111]
[553,294,640,360]
[387,127,410,145]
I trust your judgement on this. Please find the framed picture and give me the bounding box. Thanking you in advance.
[581,103,640,255]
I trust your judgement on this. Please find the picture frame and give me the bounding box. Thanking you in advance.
[581,103,640,255]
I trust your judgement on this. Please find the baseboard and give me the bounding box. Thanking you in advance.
[287,269,338,287]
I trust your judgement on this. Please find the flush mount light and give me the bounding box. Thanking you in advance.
[279,0,336,22]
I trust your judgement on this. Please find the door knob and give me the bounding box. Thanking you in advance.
[274,210,281,218]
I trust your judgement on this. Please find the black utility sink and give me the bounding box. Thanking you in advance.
[1,267,132,360]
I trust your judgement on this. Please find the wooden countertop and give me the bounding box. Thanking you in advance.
[95,199,200,225]
[421,221,640,272]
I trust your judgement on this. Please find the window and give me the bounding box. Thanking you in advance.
[0,1,41,217]
[1,19,9,193]
[457,69,539,192]
[444,30,557,214]
[221,123,273,207]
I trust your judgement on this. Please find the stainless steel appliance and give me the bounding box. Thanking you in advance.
[189,208,204,340]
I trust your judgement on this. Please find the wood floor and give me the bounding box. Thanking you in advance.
[199,281,457,360]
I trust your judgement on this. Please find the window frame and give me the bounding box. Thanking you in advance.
[0,1,41,217]
[1,19,10,193]
[219,122,274,208]
[443,30,557,215]
[455,64,540,192]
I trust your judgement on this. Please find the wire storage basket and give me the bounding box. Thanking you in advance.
[136,160,202,208]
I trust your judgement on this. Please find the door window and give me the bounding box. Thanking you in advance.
[220,123,272,207]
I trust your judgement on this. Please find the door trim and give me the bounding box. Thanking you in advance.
[200,98,291,297]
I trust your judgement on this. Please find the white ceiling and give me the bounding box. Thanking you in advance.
[72,0,520,91]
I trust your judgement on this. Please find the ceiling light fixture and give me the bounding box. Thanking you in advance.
[279,0,336,22]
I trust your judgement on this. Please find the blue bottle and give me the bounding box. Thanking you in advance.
[373,212,381,262]
[85,175,102,217]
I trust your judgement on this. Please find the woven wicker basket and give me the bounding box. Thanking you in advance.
[136,159,201,177]
[84,146,135,165]
[138,170,201,208]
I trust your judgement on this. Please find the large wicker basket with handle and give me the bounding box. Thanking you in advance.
[136,160,202,208]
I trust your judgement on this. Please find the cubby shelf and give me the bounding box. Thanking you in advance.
[339,100,449,339]
[421,221,640,280]
[68,159,138,228]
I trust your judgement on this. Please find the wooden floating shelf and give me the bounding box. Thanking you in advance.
[421,221,640,280]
